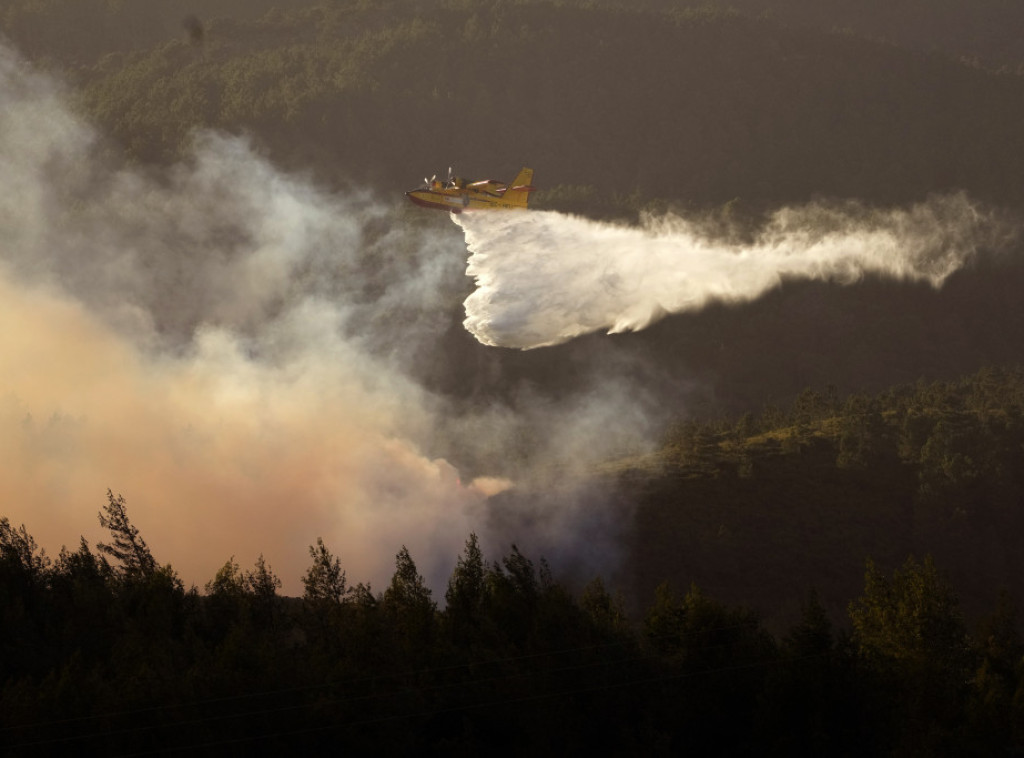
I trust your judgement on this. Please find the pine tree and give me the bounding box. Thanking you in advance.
[96,491,156,579]
[384,545,433,613]
[301,537,347,606]
[445,533,485,644]
[848,555,974,752]
[383,546,435,661]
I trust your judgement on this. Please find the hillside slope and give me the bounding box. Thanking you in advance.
[3,2,1020,210]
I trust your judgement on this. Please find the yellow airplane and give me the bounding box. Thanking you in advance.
[406,167,534,213]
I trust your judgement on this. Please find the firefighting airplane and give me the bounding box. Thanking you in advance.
[406,167,534,212]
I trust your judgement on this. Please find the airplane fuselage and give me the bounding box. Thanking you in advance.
[405,187,526,213]
[405,168,534,213]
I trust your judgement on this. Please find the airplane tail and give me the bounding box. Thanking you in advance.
[503,167,535,207]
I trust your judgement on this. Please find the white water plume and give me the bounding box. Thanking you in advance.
[459,198,1006,349]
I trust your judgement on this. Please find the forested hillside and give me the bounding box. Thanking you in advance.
[677,0,1024,70]
[621,365,1024,623]
[2,483,1024,754]
[4,0,1024,211]
[0,0,300,65]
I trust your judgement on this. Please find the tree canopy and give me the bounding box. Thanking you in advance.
[2,488,1023,753]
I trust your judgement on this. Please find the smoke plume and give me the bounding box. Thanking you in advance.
[0,43,513,594]
[459,198,1008,349]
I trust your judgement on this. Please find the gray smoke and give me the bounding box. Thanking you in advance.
[0,42,653,594]
[0,43,499,593]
